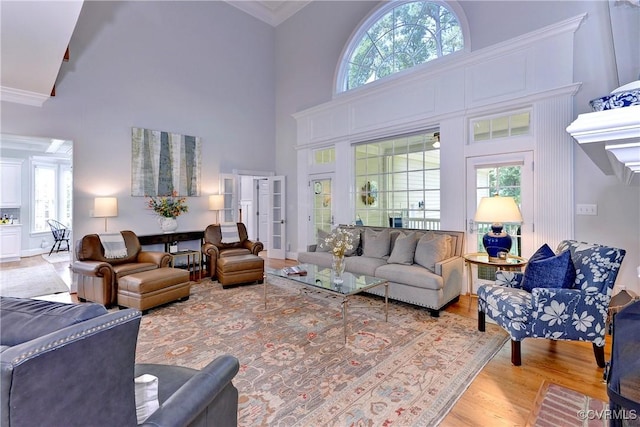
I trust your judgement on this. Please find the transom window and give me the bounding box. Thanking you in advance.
[471,110,531,142]
[313,148,335,165]
[338,0,464,92]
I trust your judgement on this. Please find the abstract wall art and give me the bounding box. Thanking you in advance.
[131,127,201,197]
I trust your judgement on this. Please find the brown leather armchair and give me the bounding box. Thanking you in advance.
[73,230,171,307]
[201,223,264,279]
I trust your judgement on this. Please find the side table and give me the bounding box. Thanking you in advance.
[170,250,202,281]
[607,289,638,334]
[463,252,528,310]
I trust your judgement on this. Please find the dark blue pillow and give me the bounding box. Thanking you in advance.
[529,243,555,263]
[522,245,576,292]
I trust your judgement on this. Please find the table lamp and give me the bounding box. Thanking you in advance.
[94,197,118,232]
[208,194,224,224]
[474,195,522,260]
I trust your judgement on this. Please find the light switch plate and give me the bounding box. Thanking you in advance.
[576,204,597,215]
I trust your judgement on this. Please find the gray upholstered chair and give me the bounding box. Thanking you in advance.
[0,297,239,426]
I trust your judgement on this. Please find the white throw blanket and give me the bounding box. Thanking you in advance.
[220,223,240,244]
[99,233,128,259]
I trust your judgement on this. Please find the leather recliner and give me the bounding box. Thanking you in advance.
[73,230,171,307]
[201,223,263,279]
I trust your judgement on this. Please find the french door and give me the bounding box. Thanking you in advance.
[268,176,286,259]
[465,152,534,291]
[255,178,269,246]
[308,176,333,243]
[220,173,286,259]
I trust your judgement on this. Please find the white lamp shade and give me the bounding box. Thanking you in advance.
[208,195,224,211]
[94,197,118,218]
[474,195,522,224]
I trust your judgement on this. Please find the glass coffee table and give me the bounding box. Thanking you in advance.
[266,263,389,343]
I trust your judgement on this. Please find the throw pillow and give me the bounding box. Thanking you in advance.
[529,243,555,263]
[387,232,418,265]
[362,228,391,258]
[414,233,451,272]
[134,374,160,424]
[316,229,330,252]
[522,245,576,292]
[343,229,360,256]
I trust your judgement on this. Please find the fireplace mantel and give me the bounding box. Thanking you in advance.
[566,104,640,186]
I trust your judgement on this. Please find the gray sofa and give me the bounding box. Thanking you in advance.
[0,297,239,427]
[298,225,465,316]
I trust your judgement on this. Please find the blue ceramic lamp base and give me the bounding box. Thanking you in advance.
[482,224,513,260]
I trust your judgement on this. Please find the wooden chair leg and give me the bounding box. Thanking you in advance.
[511,340,522,366]
[593,343,605,368]
[478,310,486,331]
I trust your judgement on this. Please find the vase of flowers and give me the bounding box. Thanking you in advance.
[147,191,188,233]
[323,228,355,284]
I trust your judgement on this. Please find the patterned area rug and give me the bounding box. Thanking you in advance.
[135,277,509,426]
[526,381,608,427]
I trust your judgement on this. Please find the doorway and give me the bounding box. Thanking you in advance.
[229,171,286,259]
[465,152,533,291]
[0,133,73,258]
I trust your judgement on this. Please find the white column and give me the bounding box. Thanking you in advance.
[533,95,575,249]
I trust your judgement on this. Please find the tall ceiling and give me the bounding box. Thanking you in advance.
[2,0,637,185]
[0,0,309,107]
[0,0,83,106]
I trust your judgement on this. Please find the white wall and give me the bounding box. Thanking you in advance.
[1,1,277,245]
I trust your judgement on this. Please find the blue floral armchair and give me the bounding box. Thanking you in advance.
[477,240,626,366]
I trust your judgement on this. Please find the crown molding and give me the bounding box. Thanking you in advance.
[225,1,311,27]
[0,86,49,107]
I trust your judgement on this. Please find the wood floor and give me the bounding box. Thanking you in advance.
[7,253,611,426]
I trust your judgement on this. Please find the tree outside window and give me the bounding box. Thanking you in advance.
[342,1,464,92]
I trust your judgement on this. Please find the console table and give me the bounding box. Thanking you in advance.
[137,231,204,252]
[138,231,206,280]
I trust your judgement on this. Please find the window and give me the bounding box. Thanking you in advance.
[338,1,464,92]
[354,131,440,229]
[32,158,72,233]
[313,148,335,165]
[471,110,531,142]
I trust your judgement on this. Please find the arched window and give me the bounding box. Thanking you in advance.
[337,1,466,93]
